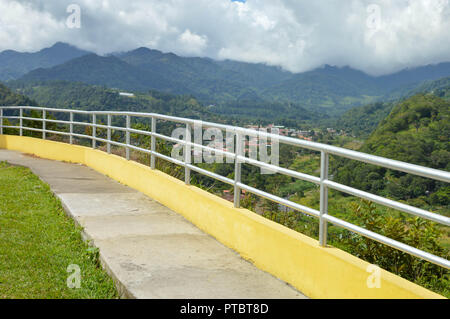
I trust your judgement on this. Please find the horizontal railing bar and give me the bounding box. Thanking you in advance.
[108,125,128,132]
[2,106,91,114]
[42,129,68,136]
[2,116,21,120]
[127,127,153,136]
[71,122,126,132]
[21,116,44,122]
[22,127,43,132]
[324,214,450,269]
[324,180,450,226]
[241,155,321,184]
[44,129,84,139]
[188,141,235,159]
[71,121,93,127]
[151,113,194,124]
[92,136,127,148]
[237,182,320,217]
[324,147,450,183]
[152,132,182,144]
[26,118,70,125]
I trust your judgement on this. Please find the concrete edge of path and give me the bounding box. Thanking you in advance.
[56,195,137,299]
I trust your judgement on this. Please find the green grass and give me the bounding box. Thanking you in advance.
[0,161,118,299]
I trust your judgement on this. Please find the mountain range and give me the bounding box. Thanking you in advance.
[2,42,450,115]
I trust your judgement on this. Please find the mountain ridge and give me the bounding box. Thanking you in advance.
[4,42,450,114]
[0,42,90,81]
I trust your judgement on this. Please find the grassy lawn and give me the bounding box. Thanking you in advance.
[0,161,118,298]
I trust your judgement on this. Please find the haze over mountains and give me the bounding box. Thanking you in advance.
[2,42,450,115]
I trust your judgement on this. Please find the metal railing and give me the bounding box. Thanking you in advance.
[1,105,449,269]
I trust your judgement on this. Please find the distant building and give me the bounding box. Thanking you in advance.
[119,92,135,97]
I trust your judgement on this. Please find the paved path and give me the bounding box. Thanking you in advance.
[0,149,306,299]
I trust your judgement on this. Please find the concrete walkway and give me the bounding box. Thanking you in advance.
[0,149,306,299]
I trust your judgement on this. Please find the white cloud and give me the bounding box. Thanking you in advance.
[0,0,449,75]
[177,29,208,55]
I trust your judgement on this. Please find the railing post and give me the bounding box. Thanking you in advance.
[19,107,23,136]
[107,114,111,154]
[184,123,191,184]
[92,114,96,149]
[42,110,46,140]
[150,116,156,169]
[234,132,243,208]
[126,115,130,160]
[319,151,329,246]
[0,108,3,135]
[69,112,73,144]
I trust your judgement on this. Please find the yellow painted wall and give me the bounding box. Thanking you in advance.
[0,135,445,299]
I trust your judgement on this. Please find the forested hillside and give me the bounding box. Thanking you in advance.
[335,102,393,138]
[17,54,166,93]
[9,80,326,126]
[0,82,37,106]
[334,93,450,206]
[208,99,325,125]
[335,77,450,138]
[260,65,382,110]
[10,80,219,121]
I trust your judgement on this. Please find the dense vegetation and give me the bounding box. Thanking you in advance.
[0,82,37,106]
[335,77,450,138]
[207,99,325,124]
[8,80,327,129]
[334,93,450,208]
[335,102,394,138]
[9,80,222,121]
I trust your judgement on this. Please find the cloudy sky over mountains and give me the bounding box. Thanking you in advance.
[0,0,449,75]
